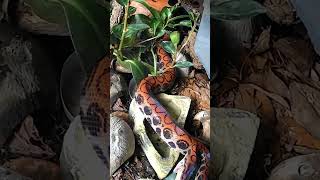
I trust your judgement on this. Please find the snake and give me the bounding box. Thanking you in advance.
[79,41,209,179]
[79,39,209,179]
[80,1,209,177]
[134,37,210,180]
[80,56,110,178]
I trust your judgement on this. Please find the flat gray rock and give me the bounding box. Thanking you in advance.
[269,153,320,180]
[211,108,260,180]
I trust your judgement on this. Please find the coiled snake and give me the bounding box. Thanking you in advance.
[79,38,209,179]
[134,42,209,179]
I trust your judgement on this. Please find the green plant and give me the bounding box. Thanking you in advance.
[111,0,197,84]
[25,0,108,74]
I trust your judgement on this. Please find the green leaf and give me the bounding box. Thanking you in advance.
[129,6,137,15]
[161,41,176,54]
[25,0,66,25]
[211,0,266,20]
[135,0,161,20]
[123,36,137,47]
[49,0,108,73]
[112,24,124,39]
[150,18,161,35]
[156,29,166,38]
[170,31,180,48]
[188,11,195,21]
[174,61,194,68]
[177,20,192,27]
[123,47,148,61]
[142,61,155,74]
[116,0,129,6]
[130,14,151,25]
[125,23,150,38]
[124,59,149,84]
[160,7,171,21]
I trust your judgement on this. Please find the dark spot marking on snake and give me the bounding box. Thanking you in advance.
[93,144,108,165]
[144,106,152,115]
[168,141,176,148]
[177,140,189,150]
[163,128,173,139]
[153,116,161,125]
[81,103,106,136]
[146,117,152,124]
[156,128,161,135]
[135,94,144,105]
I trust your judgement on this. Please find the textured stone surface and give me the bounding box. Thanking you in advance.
[110,114,135,175]
[211,108,260,180]
[269,153,320,180]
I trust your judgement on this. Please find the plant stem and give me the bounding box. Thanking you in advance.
[118,3,130,60]
[137,36,159,45]
[151,47,157,76]
[175,14,199,63]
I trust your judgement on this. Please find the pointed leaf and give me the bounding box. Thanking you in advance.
[112,24,124,39]
[160,7,171,21]
[150,18,161,35]
[161,41,176,54]
[49,0,108,73]
[130,14,151,24]
[177,20,192,27]
[125,23,149,38]
[124,59,149,84]
[170,31,180,48]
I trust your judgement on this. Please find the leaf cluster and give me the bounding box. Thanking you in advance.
[111,0,196,84]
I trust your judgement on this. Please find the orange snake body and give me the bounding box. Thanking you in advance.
[135,44,209,180]
[80,57,110,178]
